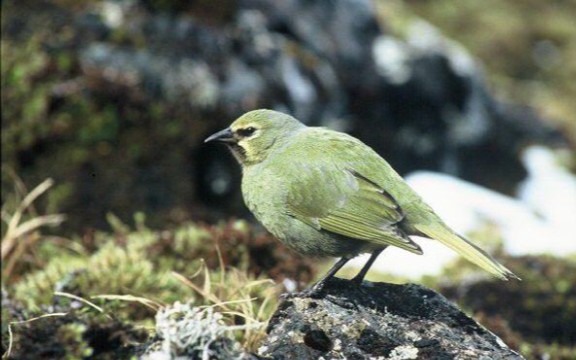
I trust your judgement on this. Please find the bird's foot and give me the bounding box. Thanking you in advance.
[280,280,327,300]
[350,266,371,286]
[299,282,326,299]
[350,275,365,286]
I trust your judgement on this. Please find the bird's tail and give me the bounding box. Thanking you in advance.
[415,224,520,280]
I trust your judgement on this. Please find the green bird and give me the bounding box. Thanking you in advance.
[205,109,519,294]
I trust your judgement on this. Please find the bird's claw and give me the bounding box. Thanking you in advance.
[299,284,326,299]
[350,277,364,286]
[280,281,327,300]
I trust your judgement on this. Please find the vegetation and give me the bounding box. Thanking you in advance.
[1,179,316,358]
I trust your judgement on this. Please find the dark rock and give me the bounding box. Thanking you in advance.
[259,278,524,359]
[303,327,333,352]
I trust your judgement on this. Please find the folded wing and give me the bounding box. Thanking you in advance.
[287,167,422,254]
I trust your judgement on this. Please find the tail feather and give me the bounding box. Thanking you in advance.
[416,224,520,281]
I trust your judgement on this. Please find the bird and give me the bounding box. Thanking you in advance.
[205,109,519,295]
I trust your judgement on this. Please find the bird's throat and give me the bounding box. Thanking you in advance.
[228,143,248,164]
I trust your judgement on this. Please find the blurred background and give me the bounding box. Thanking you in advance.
[2,0,575,358]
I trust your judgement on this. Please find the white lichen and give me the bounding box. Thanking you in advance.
[142,302,253,360]
[388,345,419,360]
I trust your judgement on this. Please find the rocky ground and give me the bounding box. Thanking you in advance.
[259,278,523,359]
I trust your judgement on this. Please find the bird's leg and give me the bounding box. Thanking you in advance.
[300,256,352,298]
[351,247,386,285]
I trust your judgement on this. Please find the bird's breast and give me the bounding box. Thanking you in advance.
[241,165,368,258]
[241,166,287,230]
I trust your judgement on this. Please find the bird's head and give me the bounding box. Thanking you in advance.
[205,109,305,166]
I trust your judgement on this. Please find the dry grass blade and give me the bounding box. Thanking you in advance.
[1,177,67,282]
[170,252,280,352]
[8,214,66,243]
[220,310,259,324]
[5,178,54,237]
[92,294,164,311]
[172,270,226,307]
[1,178,66,262]
[3,312,68,359]
[54,291,106,314]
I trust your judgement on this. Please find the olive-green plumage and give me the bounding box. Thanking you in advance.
[205,109,519,285]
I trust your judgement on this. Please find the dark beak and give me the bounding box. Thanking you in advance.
[204,128,235,144]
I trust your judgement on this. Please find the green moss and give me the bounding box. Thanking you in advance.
[12,224,191,318]
[1,37,51,162]
[55,323,94,360]
[8,217,279,320]
[13,256,87,312]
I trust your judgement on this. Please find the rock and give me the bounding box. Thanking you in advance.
[258,278,523,359]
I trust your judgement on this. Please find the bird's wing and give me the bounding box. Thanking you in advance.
[286,165,422,254]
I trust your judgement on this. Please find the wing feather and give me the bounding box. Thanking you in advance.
[287,167,422,254]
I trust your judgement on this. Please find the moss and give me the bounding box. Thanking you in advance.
[55,323,94,359]
[2,2,218,233]
[5,215,310,338]
[1,36,52,164]
[11,219,224,318]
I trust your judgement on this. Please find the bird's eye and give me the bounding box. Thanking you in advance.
[237,127,257,137]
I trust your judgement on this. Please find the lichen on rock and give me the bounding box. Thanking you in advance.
[259,278,524,359]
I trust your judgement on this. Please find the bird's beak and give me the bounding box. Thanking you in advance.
[204,128,235,144]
